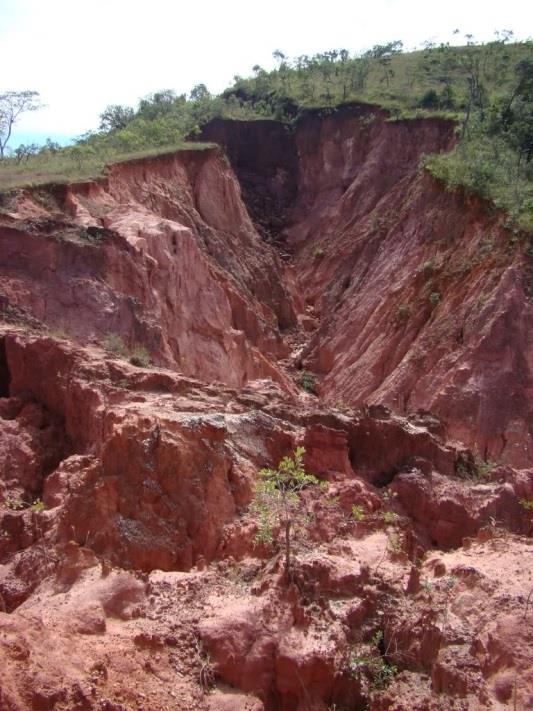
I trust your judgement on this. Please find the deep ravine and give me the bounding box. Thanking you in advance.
[0,105,532,711]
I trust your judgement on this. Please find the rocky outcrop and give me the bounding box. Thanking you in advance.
[0,333,531,709]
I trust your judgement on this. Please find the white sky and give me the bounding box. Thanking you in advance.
[1,0,532,144]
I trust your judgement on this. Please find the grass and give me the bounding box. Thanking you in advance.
[0,141,215,192]
[424,134,533,231]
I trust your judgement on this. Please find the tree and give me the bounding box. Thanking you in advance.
[99,104,135,132]
[251,447,325,579]
[14,142,39,163]
[272,49,287,66]
[368,41,403,88]
[137,90,177,120]
[0,90,42,158]
[189,83,210,102]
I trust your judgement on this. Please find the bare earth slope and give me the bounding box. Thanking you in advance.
[201,106,533,467]
[0,107,532,710]
[0,148,300,389]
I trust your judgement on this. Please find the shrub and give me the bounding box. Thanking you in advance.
[429,291,441,308]
[476,459,496,478]
[299,370,317,394]
[352,504,366,521]
[347,631,398,690]
[250,447,326,579]
[103,334,151,367]
[129,346,151,368]
[103,333,128,356]
[4,496,25,510]
[381,510,399,525]
[396,303,411,322]
[418,89,439,109]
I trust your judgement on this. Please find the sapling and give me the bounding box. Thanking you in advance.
[251,447,325,579]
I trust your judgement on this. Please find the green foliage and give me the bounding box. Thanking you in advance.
[347,631,398,690]
[0,140,213,191]
[352,504,366,521]
[99,104,135,131]
[103,333,129,357]
[0,34,531,231]
[4,496,25,510]
[519,498,533,511]
[387,530,403,554]
[396,303,411,322]
[370,660,398,690]
[381,510,399,525]
[129,346,151,368]
[48,325,72,341]
[313,246,325,258]
[3,496,44,512]
[423,47,533,230]
[429,291,441,307]
[445,575,458,589]
[299,370,317,394]
[103,334,151,367]
[476,459,496,478]
[456,454,497,481]
[250,447,324,576]
[371,212,388,232]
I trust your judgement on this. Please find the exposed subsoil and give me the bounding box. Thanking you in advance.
[0,104,531,710]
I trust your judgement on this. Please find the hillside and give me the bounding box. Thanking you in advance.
[1,37,533,228]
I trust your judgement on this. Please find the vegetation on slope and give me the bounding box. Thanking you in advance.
[0,32,532,227]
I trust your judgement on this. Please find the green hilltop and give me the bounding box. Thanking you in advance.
[1,34,532,228]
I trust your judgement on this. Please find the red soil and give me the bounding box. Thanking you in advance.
[0,106,531,709]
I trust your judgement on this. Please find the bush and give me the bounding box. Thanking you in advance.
[103,334,151,367]
[250,447,326,579]
[429,291,441,308]
[299,370,317,393]
[418,89,439,109]
[129,346,151,368]
[103,333,128,356]
[396,303,411,322]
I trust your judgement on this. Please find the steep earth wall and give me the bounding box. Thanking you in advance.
[0,148,300,390]
[200,106,533,467]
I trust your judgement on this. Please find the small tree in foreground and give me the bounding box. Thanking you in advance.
[251,447,324,579]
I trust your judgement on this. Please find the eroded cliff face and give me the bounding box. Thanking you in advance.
[0,148,299,390]
[0,107,532,711]
[202,106,533,467]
